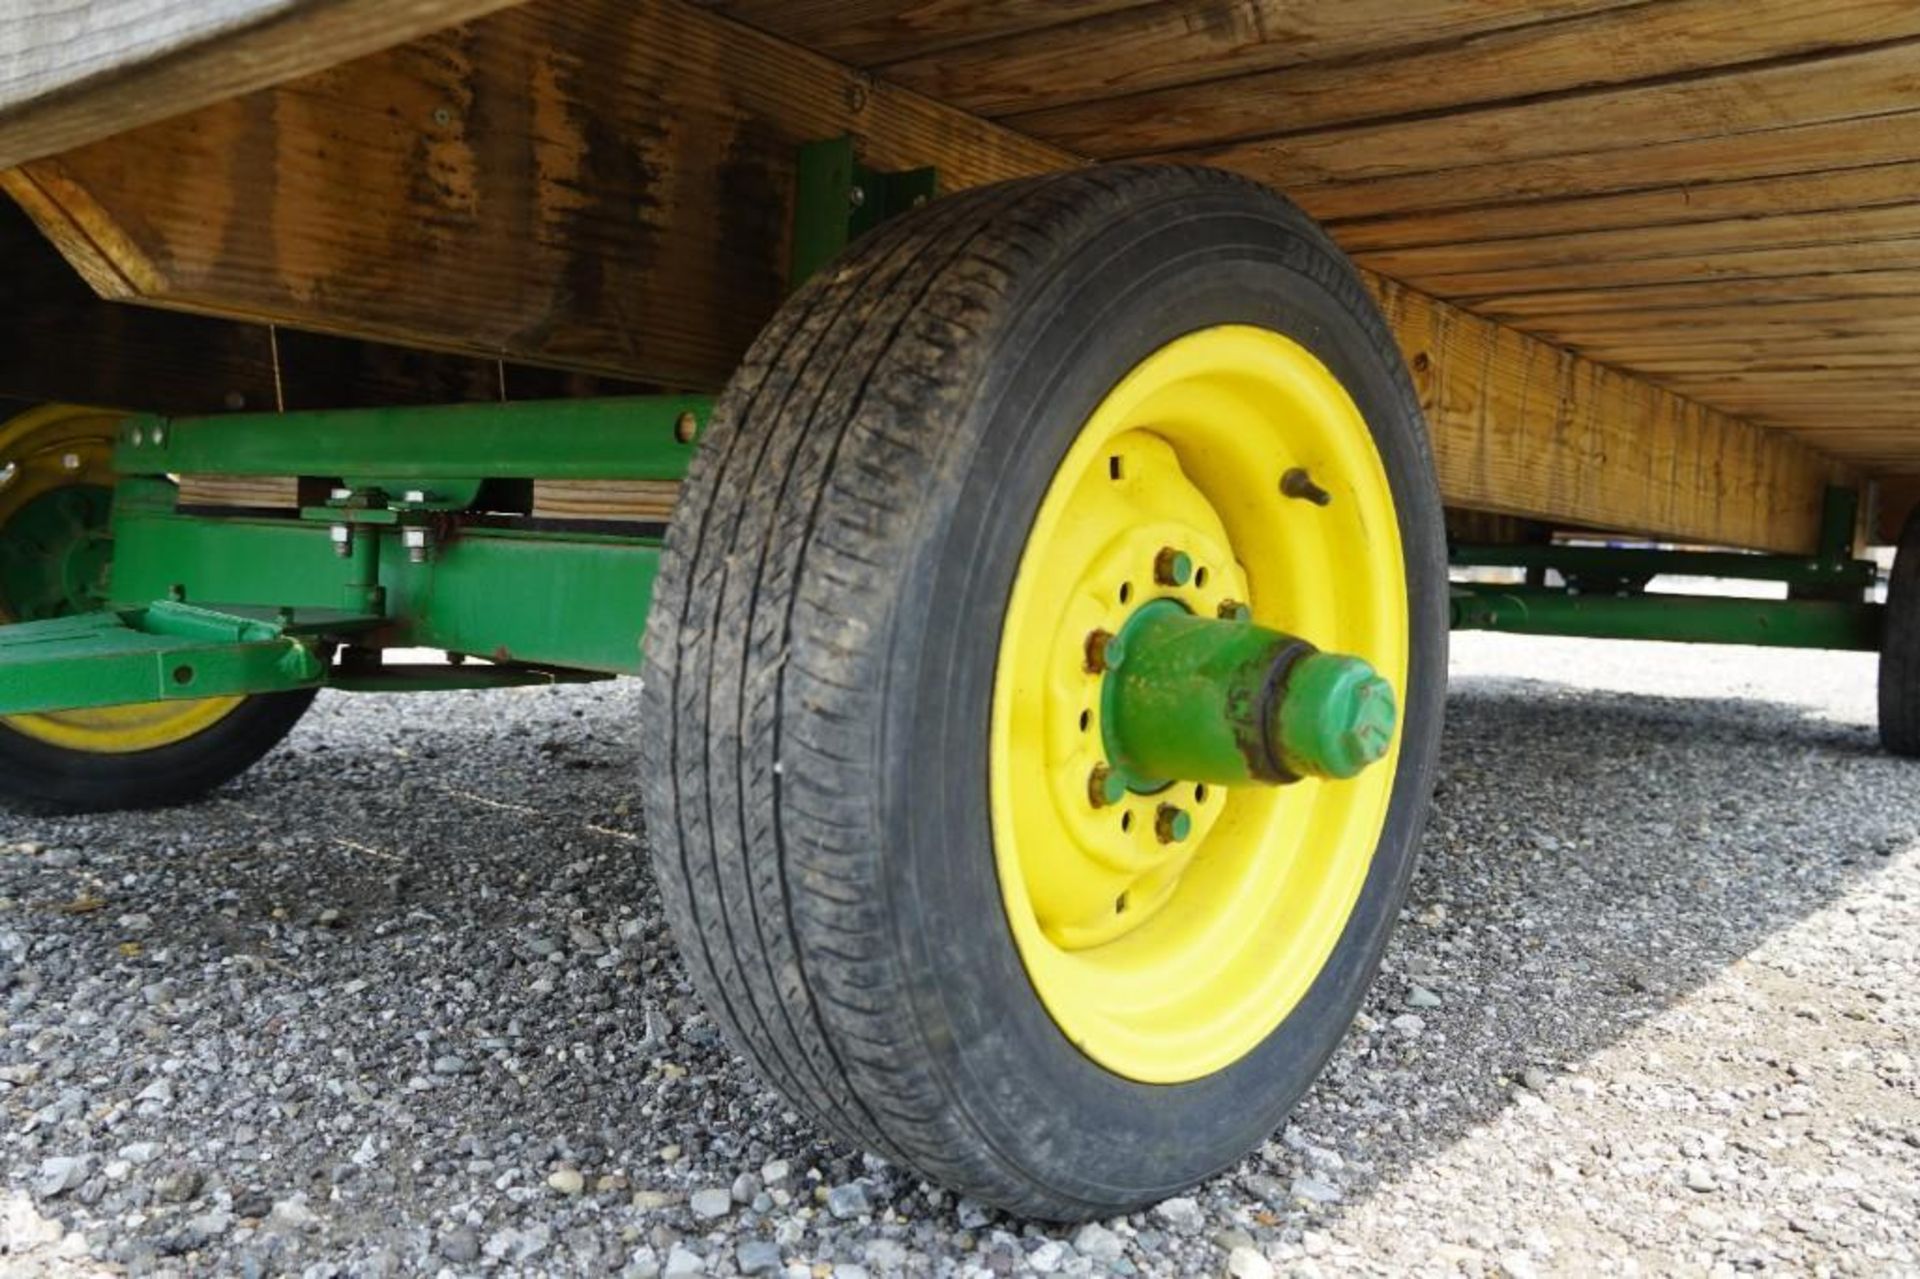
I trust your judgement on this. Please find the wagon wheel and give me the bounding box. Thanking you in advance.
[641,166,1447,1218]
[1880,505,1920,754]
[0,404,316,811]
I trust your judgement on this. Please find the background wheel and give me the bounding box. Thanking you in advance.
[0,404,315,812]
[1880,506,1920,755]
[641,165,1447,1218]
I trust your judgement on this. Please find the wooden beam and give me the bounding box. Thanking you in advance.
[0,197,648,414]
[1366,274,1843,553]
[2,0,1850,552]
[0,0,519,170]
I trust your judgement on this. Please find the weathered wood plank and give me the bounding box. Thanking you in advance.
[532,479,680,522]
[0,0,519,170]
[1007,0,1920,158]
[1330,161,1920,254]
[1185,41,1920,192]
[871,0,1638,120]
[176,474,301,508]
[0,197,648,414]
[689,0,1147,67]
[3,0,1851,552]
[5,0,1070,391]
[1364,274,1844,553]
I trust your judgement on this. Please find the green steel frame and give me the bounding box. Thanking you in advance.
[0,395,711,716]
[1449,486,1885,651]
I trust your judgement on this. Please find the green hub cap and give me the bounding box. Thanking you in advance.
[1100,599,1397,787]
[0,485,113,621]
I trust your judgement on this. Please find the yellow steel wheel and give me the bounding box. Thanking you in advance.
[0,404,244,753]
[991,326,1408,1084]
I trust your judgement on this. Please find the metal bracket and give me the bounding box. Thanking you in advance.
[790,135,938,291]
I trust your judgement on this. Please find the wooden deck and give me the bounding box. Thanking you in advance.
[1,0,1914,551]
[704,0,1920,475]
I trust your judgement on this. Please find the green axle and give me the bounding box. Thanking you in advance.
[1101,600,1398,787]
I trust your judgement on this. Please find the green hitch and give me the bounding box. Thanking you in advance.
[1100,601,1397,786]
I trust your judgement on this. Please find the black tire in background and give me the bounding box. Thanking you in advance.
[640,165,1447,1218]
[0,692,318,813]
[1880,507,1920,755]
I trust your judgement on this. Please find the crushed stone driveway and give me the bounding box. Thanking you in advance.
[2,633,1916,1277]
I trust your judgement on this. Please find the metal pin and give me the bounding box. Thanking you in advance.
[1280,468,1333,506]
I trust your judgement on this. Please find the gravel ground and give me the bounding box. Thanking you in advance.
[2,633,1916,1277]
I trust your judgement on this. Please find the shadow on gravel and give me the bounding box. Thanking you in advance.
[2,672,1914,1270]
[1270,672,1917,1217]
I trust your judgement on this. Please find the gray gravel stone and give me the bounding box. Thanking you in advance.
[0,638,1913,1276]
[824,1182,870,1220]
[688,1187,733,1220]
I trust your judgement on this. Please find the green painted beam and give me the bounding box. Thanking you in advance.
[0,603,329,715]
[1447,543,1875,591]
[114,395,712,480]
[1450,585,1884,650]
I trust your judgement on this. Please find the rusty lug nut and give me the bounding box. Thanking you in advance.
[1155,804,1193,844]
[1088,765,1127,808]
[1153,547,1194,587]
[1217,599,1251,622]
[1085,628,1123,673]
[1280,467,1333,506]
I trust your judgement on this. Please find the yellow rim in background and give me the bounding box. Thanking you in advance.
[0,404,243,753]
[989,326,1409,1084]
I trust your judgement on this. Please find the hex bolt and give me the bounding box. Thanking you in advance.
[1085,628,1117,673]
[1155,804,1193,845]
[1153,547,1194,587]
[329,524,353,558]
[1280,467,1333,506]
[402,527,432,564]
[329,487,354,504]
[848,185,867,209]
[1217,599,1252,622]
[402,489,429,505]
[1087,765,1127,809]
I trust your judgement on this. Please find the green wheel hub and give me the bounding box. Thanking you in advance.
[0,484,113,622]
[1100,598,1398,788]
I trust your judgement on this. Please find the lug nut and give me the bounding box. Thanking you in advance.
[1153,547,1194,587]
[1155,804,1193,844]
[402,527,432,564]
[1085,628,1124,673]
[1280,467,1333,506]
[1087,765,1127,809]
[1217,599,1251,622]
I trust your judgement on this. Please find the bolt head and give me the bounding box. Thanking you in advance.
[1088,766,1127,808]
[1153,547,1194,587]
[1154,805,1192,844]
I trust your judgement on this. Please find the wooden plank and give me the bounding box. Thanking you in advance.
[869,0,1638,120]
[0,0,519,170]
[1006,0,1920,158]
[176,474,300,508]
[1288,110,1920,224]
[1431,239,1920,301]
[3,0,1070,392]
[1331,161,1920,254]
[1184,40,1920,192]
[0,197,648,414]
[688,0,1149,67]
[2,0,1850,552]
[532,479,680,522]
[1468,271,1920,321]
[1356,203,1920,284]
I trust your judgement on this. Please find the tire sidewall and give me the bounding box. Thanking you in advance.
[881,187,1447,1206]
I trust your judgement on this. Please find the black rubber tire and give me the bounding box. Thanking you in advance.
[0,691,318,813]
[1879,507,1920,755]
[640,164,1448,1219]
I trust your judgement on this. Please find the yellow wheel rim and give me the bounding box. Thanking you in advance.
[0,404,243,753]
[989,326,1409,1084]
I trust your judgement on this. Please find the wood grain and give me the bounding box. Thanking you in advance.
[176,474,300,508]
[1365,273,1844,554]
[0,0,519,169]
[2,0,1859,550]
[1007,0,1920,158]
[875,0,1638,119]
[532,479,680,522]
